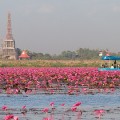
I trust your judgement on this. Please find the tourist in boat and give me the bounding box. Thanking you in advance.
[111,64,114,69]
[101,64,105,68]
[117,64,120,68]
[105,63,108,68]
[114,60,117,68]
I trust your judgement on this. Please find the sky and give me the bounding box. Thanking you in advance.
[0,0,120,55]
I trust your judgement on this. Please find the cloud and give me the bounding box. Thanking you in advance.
[38,4,55,14]
[112,5,120,13]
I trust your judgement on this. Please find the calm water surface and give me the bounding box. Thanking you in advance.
[0,89,120,120]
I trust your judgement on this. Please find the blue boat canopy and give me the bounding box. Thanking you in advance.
[101,56,120,60]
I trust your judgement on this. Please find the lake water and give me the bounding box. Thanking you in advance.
[0,89,120,120]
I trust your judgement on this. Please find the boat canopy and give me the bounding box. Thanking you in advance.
[101,56,120,60]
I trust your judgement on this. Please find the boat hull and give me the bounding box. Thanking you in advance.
[98,68,120,71]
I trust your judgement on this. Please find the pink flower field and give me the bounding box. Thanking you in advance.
[0,67,120,120]
[0,67,120,95]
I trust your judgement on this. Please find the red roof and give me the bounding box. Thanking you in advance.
[19,50,30,58]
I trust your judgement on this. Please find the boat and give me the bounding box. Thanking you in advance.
[98,55,120,71]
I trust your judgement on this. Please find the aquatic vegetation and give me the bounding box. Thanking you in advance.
[0,67,119,119]
[4,114,18,120]
[1,101,107,120]
[0,67,120,95]
[0,60,101,67]
[94,109,105,120]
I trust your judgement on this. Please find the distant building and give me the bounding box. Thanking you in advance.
[0,13,18,60]
[19,50,30,59]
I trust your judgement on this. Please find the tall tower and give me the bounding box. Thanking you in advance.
[2,12,17,60]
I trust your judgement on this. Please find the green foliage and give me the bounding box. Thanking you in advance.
[2,47,120,61]
[28,48,120,60]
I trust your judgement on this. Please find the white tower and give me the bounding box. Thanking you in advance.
[2,12,17,59]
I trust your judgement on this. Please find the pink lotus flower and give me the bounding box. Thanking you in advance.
[42,108,49,113]
[94,109,105,119]
[61,103,65,106]
[4,115,18,120]
[2,105,8,111]
[73,102,81,107]
[0,67,119,95]
[4,114,14,120]
[71,106,77,111]
[13,116,19,120]
[22,105,26,110]
[50,102,54,107]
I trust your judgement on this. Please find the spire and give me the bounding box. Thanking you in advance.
[6,12,13,40]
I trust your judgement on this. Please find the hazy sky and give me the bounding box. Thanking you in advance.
[0,0,120,54]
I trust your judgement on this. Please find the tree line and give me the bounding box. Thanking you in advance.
[17,48,120,60]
